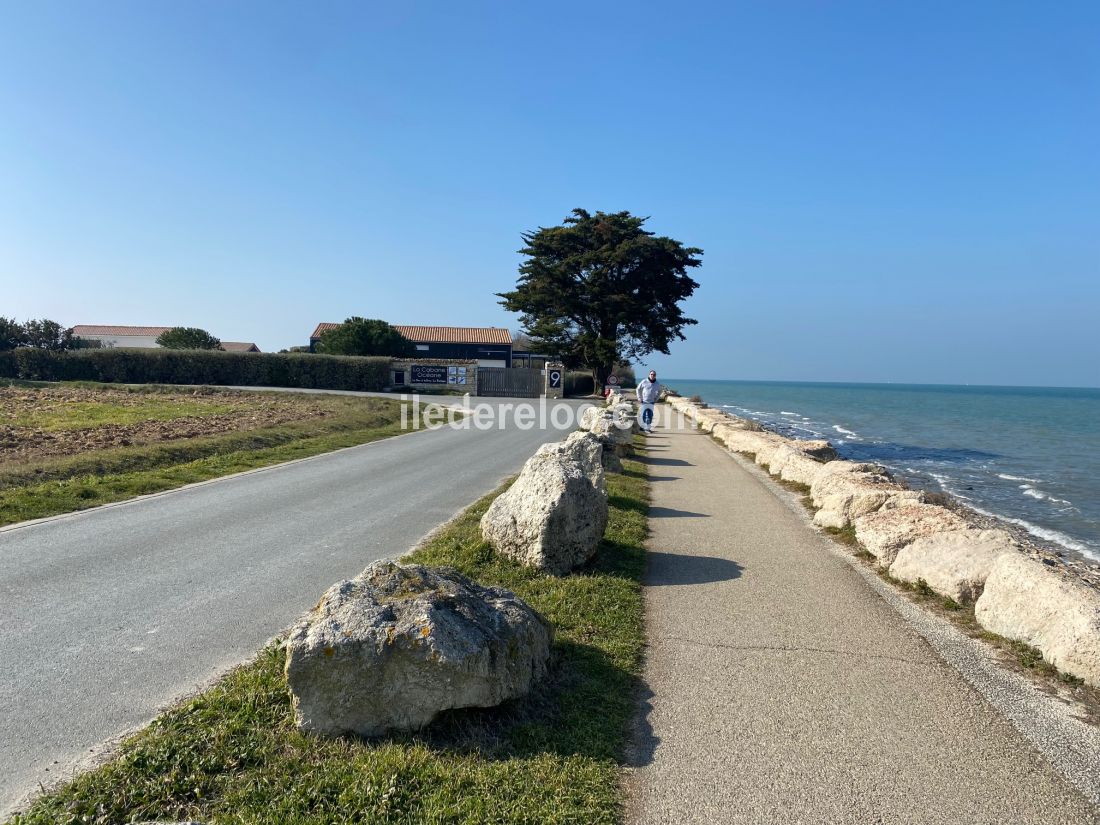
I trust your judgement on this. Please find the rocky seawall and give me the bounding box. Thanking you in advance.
[664,393,1100,689]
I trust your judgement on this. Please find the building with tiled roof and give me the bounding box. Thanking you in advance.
[309,323,513,366]
[71,325,172,348]
[72,325,259,352]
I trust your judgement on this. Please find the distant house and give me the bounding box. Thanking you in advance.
[310,323,513,367]
[71,325,170,349]
[71,325,260,352]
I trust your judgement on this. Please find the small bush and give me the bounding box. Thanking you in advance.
[565,370,595,396]
[3,348,392,392]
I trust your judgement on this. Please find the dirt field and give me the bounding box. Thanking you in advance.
[0,385,334,463]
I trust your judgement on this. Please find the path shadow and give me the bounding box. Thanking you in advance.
[650,506,709,518]
[644,551,744,586]
[624,679,659,768]
[640,456,693,467]
[645,475,680,483]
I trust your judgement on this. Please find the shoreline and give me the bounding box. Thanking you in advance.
[669,392,1100,588]
[666,381,1100,568]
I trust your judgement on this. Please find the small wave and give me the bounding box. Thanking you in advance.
[832,425,860,438]
[963,502,1097,559]
[1019,485,1073,507]
[780,411,798,416]
[998,473,1041,483]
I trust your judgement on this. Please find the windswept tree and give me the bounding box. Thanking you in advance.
[0,317,25,350]
[316,318,415,357]
[18,318,77,350]
[498,209,702,388]
[155,327,222,350]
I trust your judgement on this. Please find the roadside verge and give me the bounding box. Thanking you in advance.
[7,448,649,824]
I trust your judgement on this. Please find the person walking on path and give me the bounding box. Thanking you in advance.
[636,370,661,433]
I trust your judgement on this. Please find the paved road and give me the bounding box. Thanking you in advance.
[627,418,1100,824]
[0,398,590,816]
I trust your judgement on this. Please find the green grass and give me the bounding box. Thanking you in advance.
[0,387,411,527]
[9,453,650,825]
[4,398,237,430]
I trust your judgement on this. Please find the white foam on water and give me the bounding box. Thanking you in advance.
[962,502,1098,560]
[998,473,1041,483]
[1019,486,1074,507]
[832,424,860,439]
[780,411,798,416]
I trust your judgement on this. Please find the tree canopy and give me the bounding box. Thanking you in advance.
[0,317,24,351]
[498,209,702,387]
[316,318,415,357]
[1,317,81,351]
[155,327,222,350]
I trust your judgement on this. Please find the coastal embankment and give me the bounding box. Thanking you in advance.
[662,392,1100,690]
[665,379,1100,563]
[627,411,1100,823]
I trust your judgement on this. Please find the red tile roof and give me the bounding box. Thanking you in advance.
[311,323,511,345]
[72,325,172,336]
[396,325,512,345]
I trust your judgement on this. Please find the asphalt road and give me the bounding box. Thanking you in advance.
[0,397,590,817]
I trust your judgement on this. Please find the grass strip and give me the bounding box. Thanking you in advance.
[0,395,412,527]
[10,452,650,825]
[0,420,409,527]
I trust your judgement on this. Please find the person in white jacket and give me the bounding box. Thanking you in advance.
[635,370,661,433]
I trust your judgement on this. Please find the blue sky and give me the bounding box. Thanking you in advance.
[2,1,1097,386]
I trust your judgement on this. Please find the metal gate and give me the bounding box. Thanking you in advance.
[477,367,543,398]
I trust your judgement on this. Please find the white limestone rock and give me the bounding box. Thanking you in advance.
[854,503,972,566]
[481,451,609,574]
[285,561,552,738]
[975,554,1100,687]
[889,529,1017,604]
[536,431,606,492]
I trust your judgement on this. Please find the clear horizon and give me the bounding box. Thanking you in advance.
[661,377,1100,391]
[2,2,1098,387]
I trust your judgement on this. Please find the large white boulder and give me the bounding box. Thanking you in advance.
[853,503,972,567]
[889,529,1018,604]
[756,439,833,476]
[713,427,780,457]
[536,431,606,492]
[768,444,831,488]
[481,451,609,574]
[285,561,552,738]
[975,554,1100,687]
[810,461,894,507]
[578,405,606,432]
[810,461,922,529]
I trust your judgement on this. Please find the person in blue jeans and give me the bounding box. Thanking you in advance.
[635,369,661,433]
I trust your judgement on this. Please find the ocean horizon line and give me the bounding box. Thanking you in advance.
[662,377,1100,393]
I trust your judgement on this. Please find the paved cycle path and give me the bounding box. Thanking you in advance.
[627,417,1098,824]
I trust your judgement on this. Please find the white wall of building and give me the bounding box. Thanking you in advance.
[80,334,161,349]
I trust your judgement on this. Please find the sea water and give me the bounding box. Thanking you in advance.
[665,379,1100,563]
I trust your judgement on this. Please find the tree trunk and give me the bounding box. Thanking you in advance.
[593,364,612,395]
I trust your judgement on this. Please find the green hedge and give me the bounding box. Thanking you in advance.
[2,349,392,391]
[564,370,595,396]
[0,350,16,379]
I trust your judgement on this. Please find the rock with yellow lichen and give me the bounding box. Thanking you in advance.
[285,560,551,737]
